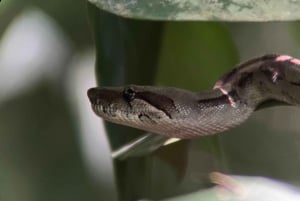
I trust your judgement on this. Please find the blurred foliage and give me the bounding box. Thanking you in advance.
[142,172,300,201]
[0,0,92,47]
[0,1,101,201]
[0,83,99,201]
[1,0,300,201]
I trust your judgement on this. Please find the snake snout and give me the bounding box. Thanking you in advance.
[87,87,125,106]
[87,87,99,105]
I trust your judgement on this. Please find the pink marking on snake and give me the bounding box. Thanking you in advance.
[290,58,300,65]
[276,55,300,65]
[228,96,237,108]
[218,87,237,108]
[276,55,292,61]
[219,87,228,95]
[213,81,223,89]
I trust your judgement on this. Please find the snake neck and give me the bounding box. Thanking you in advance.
[214,54,300,110]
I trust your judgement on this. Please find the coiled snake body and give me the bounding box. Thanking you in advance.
[88,54,300,139]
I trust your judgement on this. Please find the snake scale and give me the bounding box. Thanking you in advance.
[88,54,300,139]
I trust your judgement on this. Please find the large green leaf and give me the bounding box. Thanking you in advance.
[88,4,164,201]
[89,4,163,148]
[87,0,300,21]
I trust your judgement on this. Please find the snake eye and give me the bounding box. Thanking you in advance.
[123,87,136,101]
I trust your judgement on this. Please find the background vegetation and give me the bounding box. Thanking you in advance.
[1,0,300,201]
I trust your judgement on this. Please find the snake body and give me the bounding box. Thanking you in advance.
[88,54,300,139]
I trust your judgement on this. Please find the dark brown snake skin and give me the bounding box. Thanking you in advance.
[88,54,300,139]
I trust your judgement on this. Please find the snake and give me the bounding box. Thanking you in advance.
[87,54,300,139]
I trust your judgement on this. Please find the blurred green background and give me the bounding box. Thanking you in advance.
[1,0,300,201]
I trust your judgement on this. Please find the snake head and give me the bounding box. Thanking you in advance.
[87,85,214,138]
[87,85,184,135]
[88,85,182,119]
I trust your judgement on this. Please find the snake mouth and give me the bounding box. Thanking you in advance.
[91,103,118,119]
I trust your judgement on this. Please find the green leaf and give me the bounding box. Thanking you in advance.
[88,4,164,201]
[87,0,300,21]
[88,4,163,148]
